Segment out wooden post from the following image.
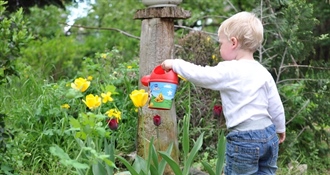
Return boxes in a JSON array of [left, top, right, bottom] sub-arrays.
[[135, 6, 190, 175]]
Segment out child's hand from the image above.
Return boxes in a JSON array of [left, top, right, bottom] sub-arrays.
[[278, 132, 286, 144], [161, 59, 174, 72]]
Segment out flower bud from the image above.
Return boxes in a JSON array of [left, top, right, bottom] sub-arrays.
[[107, 118, 118, 130], [153, 115, 161, 127], [213, 105, 223, 118]]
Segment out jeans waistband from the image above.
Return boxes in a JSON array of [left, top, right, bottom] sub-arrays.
[[229, 117, 273, 132]]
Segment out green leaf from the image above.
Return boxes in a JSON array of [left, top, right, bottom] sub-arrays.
[[150, 138, 159, 171], [158, 143, 173, 175], [115, 155, 139, 175], [103, 158, 116, 168], [49, 145, 70, 160], [0, 164, 13, 172], [98, 155, 110, 160], [61, 159, 89, 169], [109, 137, 115, 162], [76, 169, 85, 175], [182, 115, 190, 160], [147, 137, 154, 174], [150, 165, 158, 175], [95, 127, 107, 137], [215, 130, 226, 175], [133, 156, 148, 174], [183, 132, 204, 175], [69, 118, 81, 128], [75, 131, 87, 140], [43, 129, 54, 136], [201, 161, 215, 175], [50, 146, 89, 170], [92, 161, 107, 175], [104, 138, 115, 174], [95, 114, 107, 120], [158, 151, 182, 175], [104, 85, 119, 95]]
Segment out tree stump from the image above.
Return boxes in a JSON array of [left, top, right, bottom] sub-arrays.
[[135, 6, 190, 175]]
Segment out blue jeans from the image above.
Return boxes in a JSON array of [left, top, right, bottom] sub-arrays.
[[224, 124, 279, 175]]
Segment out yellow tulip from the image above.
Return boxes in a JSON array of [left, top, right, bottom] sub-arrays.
[[129, 89, 148, 108], [71, 77, 90, 92], [82, 94, 101, 110]]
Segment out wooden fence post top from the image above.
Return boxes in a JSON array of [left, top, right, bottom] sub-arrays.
[[134, 6, 191, 20]]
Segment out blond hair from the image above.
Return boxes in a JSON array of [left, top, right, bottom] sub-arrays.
[[218, 11, 263, 52]]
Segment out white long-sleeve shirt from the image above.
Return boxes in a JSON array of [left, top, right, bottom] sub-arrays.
[[172, 59, 286, 133]]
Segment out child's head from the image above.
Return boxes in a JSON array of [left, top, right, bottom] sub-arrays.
[[218, 11, 263, 52]]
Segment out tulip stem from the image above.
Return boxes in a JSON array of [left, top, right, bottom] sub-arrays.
[[156, 126, 160, 151], [139, 107, 147, 159]]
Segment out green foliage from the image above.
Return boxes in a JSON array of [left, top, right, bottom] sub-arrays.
[[273, 0, 317, 64], [15, 5, 85, 80], [68, 0, 142, 61], [0, 0, 33, 84], [49, 145, 89, 170], [0, 73, 76, 174], [0, 47, 139, 174], [20, 2, 141, 81], [311, 0, 330, 61], [26, 5, 68, 38], [279, 77, 330, 173], [47, 49, 139, 174], [75, 50, 139, 153], [267, 2, 330, 170], [21, 37, 86, 80]]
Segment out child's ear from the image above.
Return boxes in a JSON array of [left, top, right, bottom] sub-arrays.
[[230, 37, 239, 48]]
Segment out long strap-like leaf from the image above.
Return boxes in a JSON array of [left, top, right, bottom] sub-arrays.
[[158, 151, 182, 175], [183, 132, 204, 175], [158, 143, 173, 174], [201, 161, 215, 175], [115, 155, 139, 175], [216, 130, 226, 175]]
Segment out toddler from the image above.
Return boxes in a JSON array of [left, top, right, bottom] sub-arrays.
[[161, 11, 286, 175]]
